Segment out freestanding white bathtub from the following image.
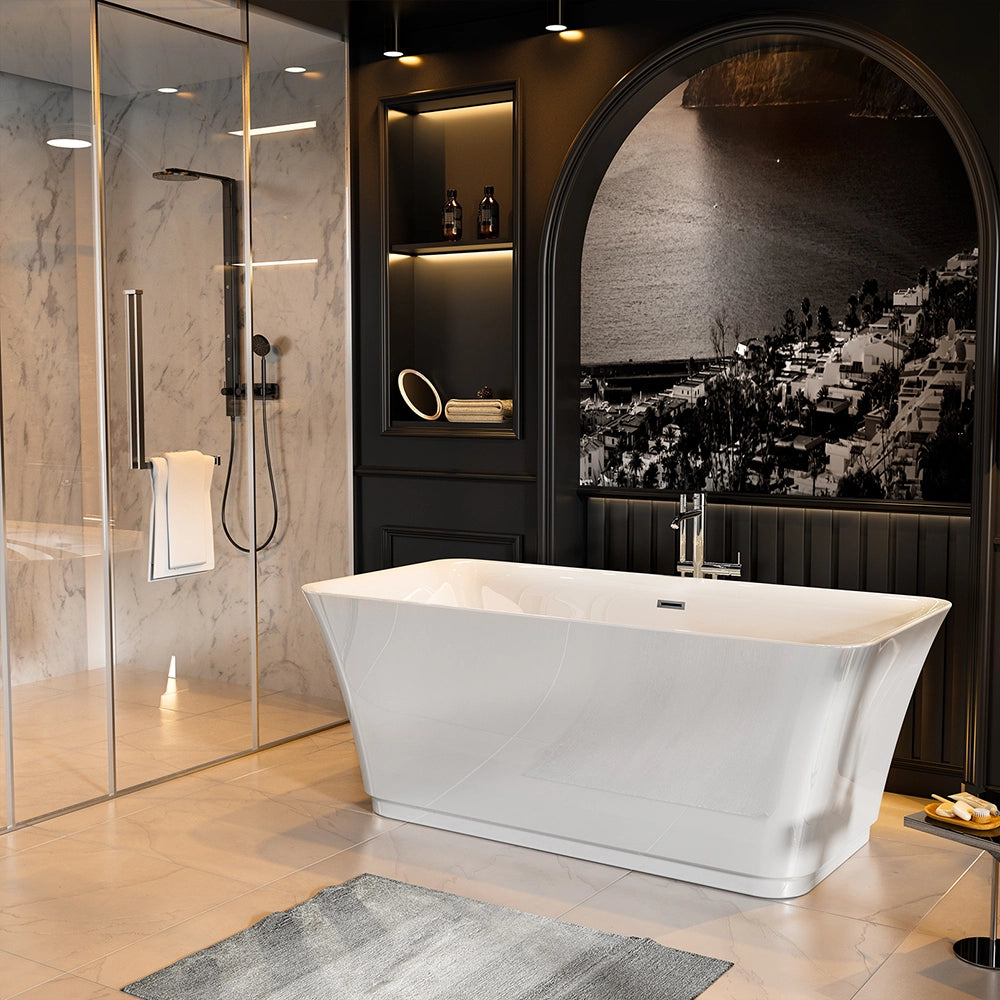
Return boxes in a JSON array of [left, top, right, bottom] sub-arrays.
[[303, 559, 950, 898]]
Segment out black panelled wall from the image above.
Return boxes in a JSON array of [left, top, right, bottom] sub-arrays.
[[586, 497, 972, 792]]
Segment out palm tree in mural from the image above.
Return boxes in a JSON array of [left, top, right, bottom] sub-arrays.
[[844, 294, 861, 337], [800, 296, 813, 339], [628, 448, 644, 487], [917, 384, 973, 501], [641, 461, 660, 489], [807, 447, 828, 496]]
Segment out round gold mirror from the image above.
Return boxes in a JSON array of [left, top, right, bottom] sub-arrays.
[[397, 368, 442, 420]]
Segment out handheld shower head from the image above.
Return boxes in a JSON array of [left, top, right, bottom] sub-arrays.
[[252, 334, 272, 358], [152, 167, 201, 182]]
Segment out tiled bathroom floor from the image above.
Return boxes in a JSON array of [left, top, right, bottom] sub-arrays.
[[3, 668, 341, 823], [0, 724, 995, 999]]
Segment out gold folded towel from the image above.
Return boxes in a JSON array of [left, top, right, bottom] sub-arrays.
[[444, 398, 513, 423]]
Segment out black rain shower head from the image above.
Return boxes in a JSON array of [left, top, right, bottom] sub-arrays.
[[152, 167, 201, 181]]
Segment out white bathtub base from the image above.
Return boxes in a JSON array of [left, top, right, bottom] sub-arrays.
[[371, 796, 867, 899]]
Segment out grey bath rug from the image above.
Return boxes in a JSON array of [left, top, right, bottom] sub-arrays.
[[123, 873, 732, 1000]]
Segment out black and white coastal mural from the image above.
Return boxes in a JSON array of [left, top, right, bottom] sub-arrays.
[[579, 43, 978, 502]]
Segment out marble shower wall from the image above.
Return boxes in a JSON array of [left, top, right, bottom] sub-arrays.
[[0, 64, 99, 686], [246, 16, 350, 733]]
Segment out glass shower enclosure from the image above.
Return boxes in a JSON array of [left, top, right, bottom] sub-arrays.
[[0, 0, 349, 828]]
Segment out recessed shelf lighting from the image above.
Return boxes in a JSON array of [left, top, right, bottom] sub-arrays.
[[232, 258, 319, 268], [228, 120, 317, 137]]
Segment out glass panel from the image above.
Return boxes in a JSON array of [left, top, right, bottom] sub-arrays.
[[112, 0, 243, 40], [247, 9, 349, 743], [0, 0, 109, 822], [98, 3, 253, 788]]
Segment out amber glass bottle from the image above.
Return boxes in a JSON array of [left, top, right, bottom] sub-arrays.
[[477, 185, 500, 239], [441, 189, 462, 241]]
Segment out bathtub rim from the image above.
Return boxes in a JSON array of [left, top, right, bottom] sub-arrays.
[[301, 557, 952, 651]]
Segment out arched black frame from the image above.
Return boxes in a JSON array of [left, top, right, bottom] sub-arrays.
[[539, 15, 999, 785]]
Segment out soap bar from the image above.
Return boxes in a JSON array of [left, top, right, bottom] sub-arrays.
[[952, 800, 974, 821]]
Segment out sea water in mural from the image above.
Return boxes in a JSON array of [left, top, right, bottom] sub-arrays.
[[580, 45, 978, 501]]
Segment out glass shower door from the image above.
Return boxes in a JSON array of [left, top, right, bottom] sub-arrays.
[[98, 3, 255, 789], [0, 0, 108, 824]]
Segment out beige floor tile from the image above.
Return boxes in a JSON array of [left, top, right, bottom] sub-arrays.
[[7, 975, 128, 999], [0, 825, 65, 856], [38, 669, 108, 695], [77, 885, 300, 991], [852, 929, 1000, 1000], [258, 692, 346, 742], [10, 749, 110, 825], [902, 851, 997, 943], [226, 737, 371, 811], [203, 730, 347, 782], [310, 721, 354, 745], [0, 837, 254, 970], [273, 819, 629, 918], [561, 870, 907, 1000], [873, 791, 983, 853], [9, 690, 108, 748], [783, 829, 980, 928], [71, 781, 401, 885], [113, 715, 255, 789], [0, 949, 64, 1000]]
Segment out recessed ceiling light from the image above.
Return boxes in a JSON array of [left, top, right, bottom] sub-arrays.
[[158, 86, 179, 93], [46, 137, 91, 149], [284, 66, 307, 73]]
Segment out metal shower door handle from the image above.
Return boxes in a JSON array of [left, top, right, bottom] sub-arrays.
[[124, 289, 146, 471]]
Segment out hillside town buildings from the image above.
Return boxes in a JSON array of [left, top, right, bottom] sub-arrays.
[[581, 250, 977, 500]]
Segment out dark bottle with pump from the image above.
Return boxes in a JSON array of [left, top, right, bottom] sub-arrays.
[[442, 189, 462, 241], [477, 185, 500, 239]]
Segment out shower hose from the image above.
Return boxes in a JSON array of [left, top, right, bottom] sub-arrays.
[[220, 353, 279, 552]]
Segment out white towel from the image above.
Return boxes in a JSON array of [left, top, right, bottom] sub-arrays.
[[148, 451, 216, 581]]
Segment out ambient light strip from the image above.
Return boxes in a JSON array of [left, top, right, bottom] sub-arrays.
[[228, 120, 317, 137], [231, 258, 319, 268]]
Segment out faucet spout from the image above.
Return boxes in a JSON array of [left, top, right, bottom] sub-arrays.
[[670, 507, 702, 528], [672, 492, 705, 578]]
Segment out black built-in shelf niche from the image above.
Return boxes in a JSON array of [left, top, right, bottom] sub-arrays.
[[382, 85, 519, 437]]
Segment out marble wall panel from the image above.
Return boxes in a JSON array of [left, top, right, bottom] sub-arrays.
[[246, 28, 350, 733], [0, 69, 97, 684]]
